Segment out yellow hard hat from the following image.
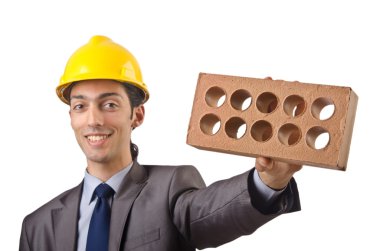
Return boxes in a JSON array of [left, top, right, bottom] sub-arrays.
[[56, 35, 149, 104]]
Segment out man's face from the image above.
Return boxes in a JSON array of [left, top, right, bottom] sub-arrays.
[[69, 79, 144, 166]]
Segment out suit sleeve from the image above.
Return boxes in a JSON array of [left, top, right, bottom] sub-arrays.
[[19, 218, 31, 251], [169, 166, 300, 250]]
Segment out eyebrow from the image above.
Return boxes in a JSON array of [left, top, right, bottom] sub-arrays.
[[70, 92, 124, 101]]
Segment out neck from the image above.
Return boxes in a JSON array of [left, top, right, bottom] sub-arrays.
[[87, 155, 133, 182]]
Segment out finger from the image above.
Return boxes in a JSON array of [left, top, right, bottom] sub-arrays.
[[256, 157, 273, 171], [277, 161, 303, 175], [290, 164, 303, 173], [282, 160, 303, 170], [255, 160, 264, 172]]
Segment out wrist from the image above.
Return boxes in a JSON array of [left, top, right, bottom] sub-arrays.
[[257, 171, 291, 190]]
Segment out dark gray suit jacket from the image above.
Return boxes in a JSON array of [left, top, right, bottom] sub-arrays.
[[19, 162, 300, 251]]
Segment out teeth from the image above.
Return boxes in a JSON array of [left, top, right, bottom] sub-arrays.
[[87, 135, 108, 142]]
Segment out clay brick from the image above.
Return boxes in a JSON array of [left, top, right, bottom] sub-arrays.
[[187, 73, 358, 170]]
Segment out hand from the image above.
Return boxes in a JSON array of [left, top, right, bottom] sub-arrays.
[[255, 157, 302, 190]]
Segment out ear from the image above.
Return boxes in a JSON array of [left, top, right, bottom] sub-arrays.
[[132, 105, 145, 128]]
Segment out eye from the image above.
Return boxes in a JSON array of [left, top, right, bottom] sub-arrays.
[[72, 104, 84, 110], [104, 102, 118, 109]]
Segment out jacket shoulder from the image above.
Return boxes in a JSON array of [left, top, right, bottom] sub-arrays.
[[23, 182, 82, 223], [142, 164, 197, 172], [141, 164, 204, 183]]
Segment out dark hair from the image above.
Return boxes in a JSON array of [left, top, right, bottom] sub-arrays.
[[122, 83, 145, 161], [65, 81, 145, 108], [123, 83, 145, 110]]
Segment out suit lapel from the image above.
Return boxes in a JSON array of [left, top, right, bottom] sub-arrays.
[[109, 162, 148, 251], [52, 183, 83, 251]]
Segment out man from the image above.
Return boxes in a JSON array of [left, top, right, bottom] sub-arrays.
[[19, 35, 302, 251]]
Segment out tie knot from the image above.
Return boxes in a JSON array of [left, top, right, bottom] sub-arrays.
[[94, 183, 115, 199]]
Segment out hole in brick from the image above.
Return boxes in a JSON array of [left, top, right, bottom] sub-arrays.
[[306, 126, 330, 150], [205, 86, 226, 108], [311, 97, 335, 120], [251, 120, 273, 142], [278, 123, 301, 146], [230, 89, 252, 111], [200, 114, 221, 135], [257, 92, 278, 114], [283, 95, 306, 117], [225, 117, 247, 139]]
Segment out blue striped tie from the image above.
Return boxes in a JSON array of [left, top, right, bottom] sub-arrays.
[[86, 183, 115, 251]]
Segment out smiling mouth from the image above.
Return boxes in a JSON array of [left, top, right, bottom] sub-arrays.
[[86, 134, 111, 142]]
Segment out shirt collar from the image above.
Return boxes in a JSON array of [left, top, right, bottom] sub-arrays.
[[82, 162, 133, 204]]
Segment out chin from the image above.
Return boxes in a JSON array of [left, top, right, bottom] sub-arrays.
[[85, 153, 110, 164]]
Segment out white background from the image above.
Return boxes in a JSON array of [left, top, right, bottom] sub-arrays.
[[1, 0, 379, 250]]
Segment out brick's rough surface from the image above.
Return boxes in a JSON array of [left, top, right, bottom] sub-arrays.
[[187, 73, 358, 170]]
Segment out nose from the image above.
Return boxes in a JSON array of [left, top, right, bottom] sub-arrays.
[[87, 105, 104, 127]]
